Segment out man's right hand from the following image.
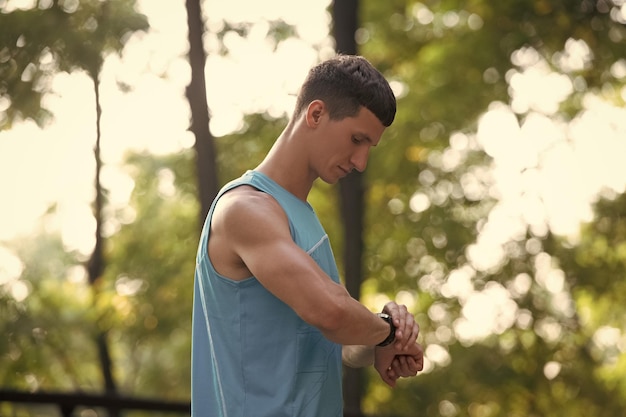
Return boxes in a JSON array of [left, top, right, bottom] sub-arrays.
[[374, 302, 423, 387], [374, 342, 424, 387], [381, 301, 420, 351]]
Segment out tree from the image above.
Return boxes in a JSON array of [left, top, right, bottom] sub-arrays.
[[331, 0, 371, 415], [185, 0, 220, 225], [0, 1, 148, 414], [103, 151, 199, 401], [351, 0, 626, 415], [0, 1, 148, 130], [174, 2, 626, 416], [0, 151, 198, 415], [3, 1, 626, 416], [0, 226, 98, 394]]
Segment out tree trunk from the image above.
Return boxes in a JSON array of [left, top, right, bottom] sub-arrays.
[[185, 0, 219, 225], [87, 72, 119, 417], [332, 1, 365, 416]]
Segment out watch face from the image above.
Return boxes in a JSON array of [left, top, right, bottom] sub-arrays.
[[377, 313, 391, 321]]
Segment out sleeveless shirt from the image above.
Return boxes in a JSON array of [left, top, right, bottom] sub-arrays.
[[191, 170, 343, 417]]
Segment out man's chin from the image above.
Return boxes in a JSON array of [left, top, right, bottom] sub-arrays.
[[319, 174, 340, 185]]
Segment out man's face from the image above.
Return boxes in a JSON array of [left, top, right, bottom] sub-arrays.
[[313, 106, 386, 184]]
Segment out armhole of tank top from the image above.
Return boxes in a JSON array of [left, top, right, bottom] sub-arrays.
[[202, 181, 271, 284]]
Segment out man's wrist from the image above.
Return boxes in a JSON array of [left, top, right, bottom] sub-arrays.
[[375, 313, 396, 347]]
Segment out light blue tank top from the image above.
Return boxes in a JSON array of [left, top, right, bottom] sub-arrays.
[[191, 171, 343, 417]]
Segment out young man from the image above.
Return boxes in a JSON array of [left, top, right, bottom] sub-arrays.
[[192, 55, 424, 417]]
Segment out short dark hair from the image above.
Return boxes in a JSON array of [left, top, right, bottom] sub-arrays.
[[293, 55, 396, 127]]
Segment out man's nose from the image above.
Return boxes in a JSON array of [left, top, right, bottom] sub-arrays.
[[350, 147, 370, 173]]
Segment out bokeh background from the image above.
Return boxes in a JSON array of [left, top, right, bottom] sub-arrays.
[[1, 0, 626, 416]]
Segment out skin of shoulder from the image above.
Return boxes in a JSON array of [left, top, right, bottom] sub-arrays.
[[208, 185, 286, 281]]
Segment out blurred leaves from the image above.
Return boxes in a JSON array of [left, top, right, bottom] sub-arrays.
[[0, 228, 101, 392], [102, 151, 199, 399], [1, 150, 200, 400], [1, 1, 626, 416], [0, 0, 148, 129], [355, 0, 626, 416]]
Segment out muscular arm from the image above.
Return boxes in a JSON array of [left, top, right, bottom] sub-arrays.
[[210, 188, 390, 346]]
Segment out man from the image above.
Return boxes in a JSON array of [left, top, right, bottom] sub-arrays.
[[192, 54, 424, 417]]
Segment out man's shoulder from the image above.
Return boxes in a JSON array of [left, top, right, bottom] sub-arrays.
[[219, 185, 278, 209], [214, 185, 286, 227]]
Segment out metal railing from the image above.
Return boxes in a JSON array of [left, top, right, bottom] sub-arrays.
[[0, 389, 190, 416]]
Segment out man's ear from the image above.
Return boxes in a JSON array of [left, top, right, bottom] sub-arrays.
[[305, 100, 326, 127]]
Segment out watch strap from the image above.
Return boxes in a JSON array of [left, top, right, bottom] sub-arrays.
[[376, 313, 396, 347]]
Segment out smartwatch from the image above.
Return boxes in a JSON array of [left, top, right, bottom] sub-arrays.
[[376, 313, 396, 347]]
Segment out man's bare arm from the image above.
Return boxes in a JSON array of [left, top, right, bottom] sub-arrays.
[[215, 190, 391, 346]]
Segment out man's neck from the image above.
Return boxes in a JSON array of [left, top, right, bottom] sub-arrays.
[[255, 126, 315, 202]]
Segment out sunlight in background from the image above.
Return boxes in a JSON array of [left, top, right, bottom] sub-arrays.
[[0, 0, 330, 251], [471, 49, 626, 274], [1, 1, 625, 350], [440, 42, 626, 348]]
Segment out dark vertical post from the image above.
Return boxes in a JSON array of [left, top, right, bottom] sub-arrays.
[[332, 1, 366, 416], [186, 0, 220, 225]]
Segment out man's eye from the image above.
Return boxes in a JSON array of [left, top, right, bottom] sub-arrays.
[[352, 136, 361, 144]]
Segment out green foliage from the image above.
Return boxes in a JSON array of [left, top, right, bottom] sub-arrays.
[[548, 192, 626, 399], [0, 151, 199, 411], [2, 1, 626, 416], [102, 151, 199, 400], [0, 0, 148, 129], [0, 227, 102, 392], [212, 19, 298, 55], [354, 0, 626, 415], [214, 112, 283, 182]]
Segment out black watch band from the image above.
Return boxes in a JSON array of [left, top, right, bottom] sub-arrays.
[[376, 313, 396, 347]]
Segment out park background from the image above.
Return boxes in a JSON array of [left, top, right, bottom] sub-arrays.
[[1, 0, 626, 416]]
